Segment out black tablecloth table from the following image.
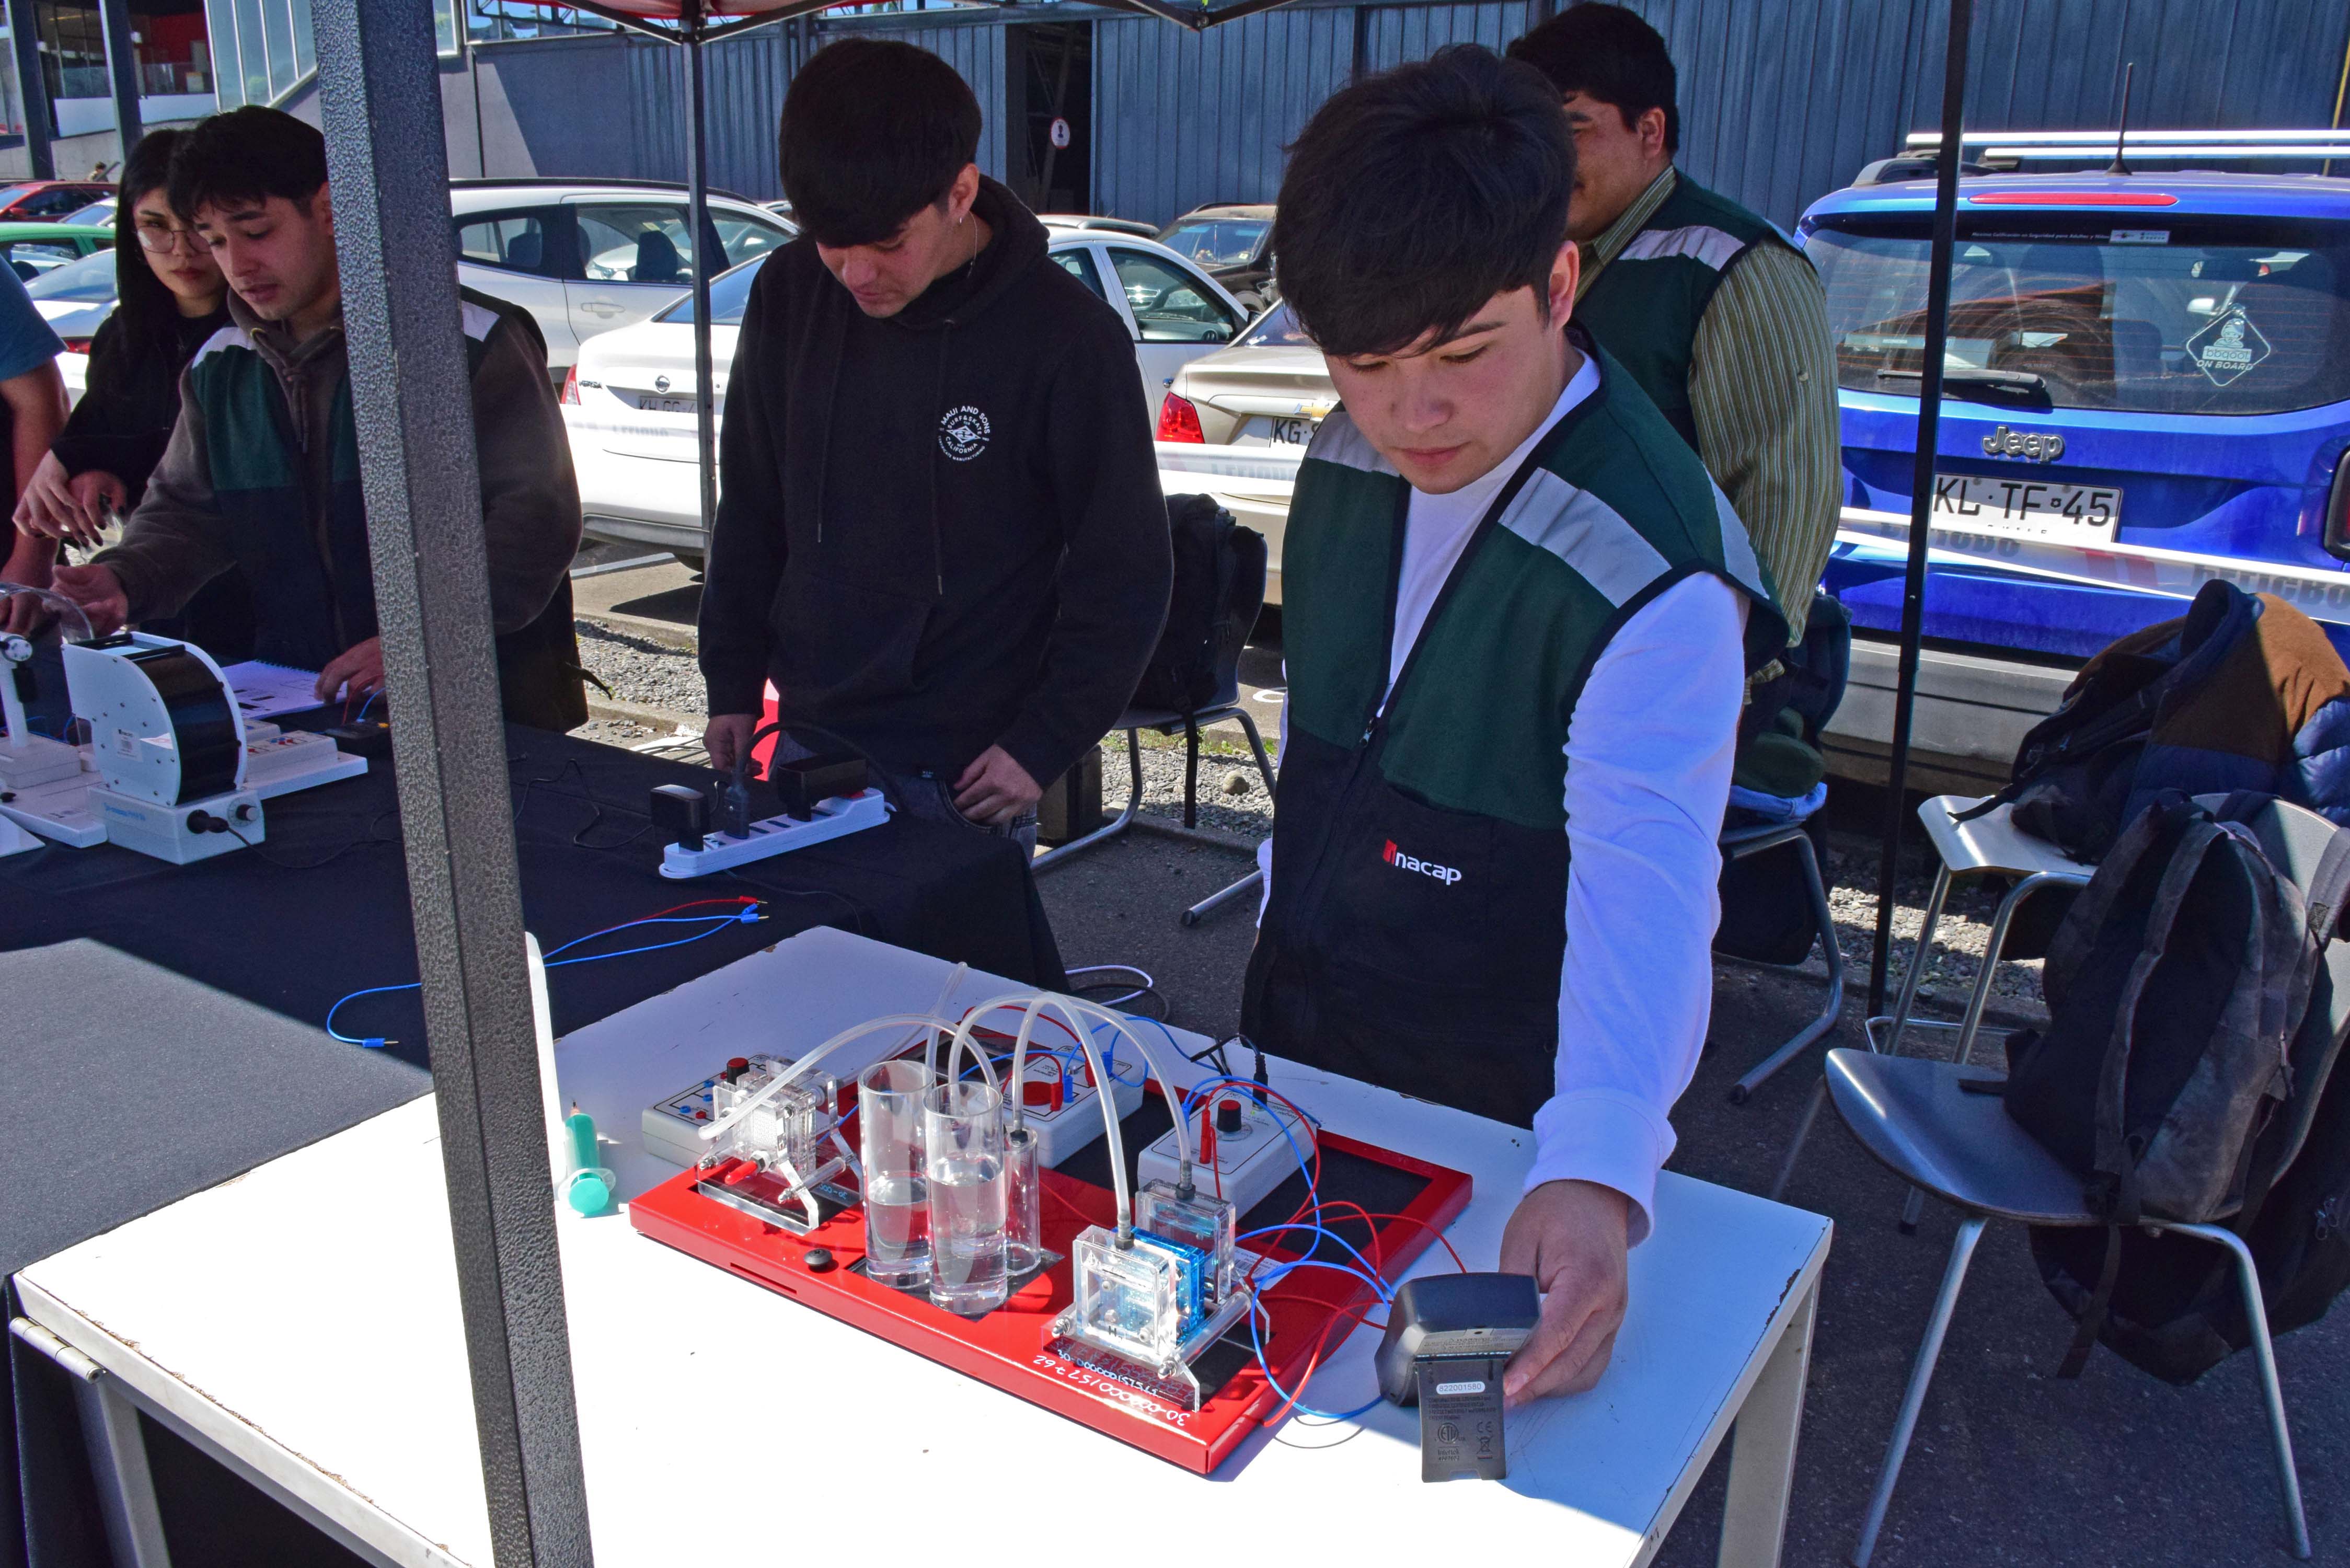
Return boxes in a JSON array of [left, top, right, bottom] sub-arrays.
[[1, 724, 1065, 1568]]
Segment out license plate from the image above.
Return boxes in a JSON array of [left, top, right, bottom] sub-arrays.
[[1264, 416, 1316, 446], [1931, 473, 2122, 542], [642, 395, 698, 415]]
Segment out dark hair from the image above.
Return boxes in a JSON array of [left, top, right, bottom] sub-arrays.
[[167, 105, 328, 223], [1273, 45, 1574, 359], [779, 39, 981, 248], [111, 128, 205, 347], [1506, 3, 1679, 155]]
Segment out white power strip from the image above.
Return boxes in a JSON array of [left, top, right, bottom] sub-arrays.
[[1008, 1056, 1146, 1169], [659, 789, 890, 878], [1136, 1089, 1315, 1223]]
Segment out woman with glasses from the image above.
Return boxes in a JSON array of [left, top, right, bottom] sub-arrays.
[[11, 127, 250, 657]]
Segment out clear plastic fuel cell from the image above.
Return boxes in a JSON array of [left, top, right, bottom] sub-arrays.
[[859, 1060, 934, 1288], [925, 1079, 1009, 1315]]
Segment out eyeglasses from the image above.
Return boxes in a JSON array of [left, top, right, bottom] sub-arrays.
[[134, 225, 204, 255]]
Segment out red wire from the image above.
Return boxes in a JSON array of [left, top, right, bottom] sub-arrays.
[[1353, 1209, 1468, 1273], [645, 896, 759, 919]]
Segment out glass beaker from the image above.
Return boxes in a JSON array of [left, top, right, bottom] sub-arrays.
[[1005, 1124, 1041, 1276], [925, 1079, 1009, 1315], [858, 1059, 934, 1288]]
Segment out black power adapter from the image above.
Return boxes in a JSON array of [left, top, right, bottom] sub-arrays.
[[770, 751, 867, 822], [1374, 1272, 1540, 1481]]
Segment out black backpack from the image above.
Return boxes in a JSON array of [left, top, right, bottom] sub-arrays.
[[1956, 581, 2256, 861], [1132, 495, 1266, 715], [2002, 791, 2350, 1381]]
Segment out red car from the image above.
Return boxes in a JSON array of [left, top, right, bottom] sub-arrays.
[[0, 181, 110, 222]]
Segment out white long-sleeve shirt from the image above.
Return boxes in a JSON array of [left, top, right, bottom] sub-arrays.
[[1263, 354, 1748, 1245]]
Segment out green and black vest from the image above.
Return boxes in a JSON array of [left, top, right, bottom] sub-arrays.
[[1240, 338, 1787, 1126], [184, 291, 585, 731], [1575, 175, 1799, 452]]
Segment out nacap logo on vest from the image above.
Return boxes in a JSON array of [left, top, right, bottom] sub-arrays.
[[1383, 838, 1461, 885]]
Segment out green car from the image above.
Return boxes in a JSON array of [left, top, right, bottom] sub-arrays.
[[0, 220, 112, 284]]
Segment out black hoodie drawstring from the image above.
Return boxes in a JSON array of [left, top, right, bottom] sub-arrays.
[[929, 326, 949, 597]]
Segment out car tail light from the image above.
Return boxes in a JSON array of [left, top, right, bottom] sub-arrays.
[[560, 364, 580, 405], [58, 337, 90, 354], [1157, 391, 1205, 443]]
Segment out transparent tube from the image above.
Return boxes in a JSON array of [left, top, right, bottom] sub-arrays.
[[858, 1059, 933, 1289], [925, 1080, 1009, 1315], [1004, 1125, 1041, 1276]]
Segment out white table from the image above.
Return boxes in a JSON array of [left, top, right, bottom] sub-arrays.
[[12, 929, 1831, 1567]]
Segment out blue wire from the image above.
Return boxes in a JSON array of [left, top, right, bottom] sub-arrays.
[[1080, 1019, 1148, 1085], [1239, 1220, 1382, 1283], [325, 907, 761, 1048], [1245, 1257, 1394, 1422], [353, 690, 379, 723]]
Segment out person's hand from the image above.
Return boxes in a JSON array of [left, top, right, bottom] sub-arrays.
[[65, 469, 128, 540], [47, 562, 126, 635], [1498, 1179, 1632, 1404], [14, 452, 75, 542], [954, 744, 1043, 825], [705, 712, 757, 773], [316, 636, 385, 705]]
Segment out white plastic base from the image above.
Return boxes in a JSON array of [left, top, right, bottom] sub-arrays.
[[1136, 1090, 1315, 1220], [87, 785, 263, 864], [0, 751, 103, 846], [241, 729, 368, 799], [0, 814, 35, 856], [1017, 1070, 1147, 1169], [659, 789, 890, 879], [0, 733, 82, 790]]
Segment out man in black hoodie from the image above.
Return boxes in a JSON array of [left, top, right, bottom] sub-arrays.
[[699, 40, 1170, 848]]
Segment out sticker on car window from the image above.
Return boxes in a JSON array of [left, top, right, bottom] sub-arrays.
[[2185, 308, 2271, 387]]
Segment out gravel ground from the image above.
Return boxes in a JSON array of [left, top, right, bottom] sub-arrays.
[[577, 621, 708, 718], [1099, 733, 1275, 839]]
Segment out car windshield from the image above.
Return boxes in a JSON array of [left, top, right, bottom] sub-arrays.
[[1159, 218, 1268, 270], [27, 247, 117, 303], [62, 202, 113, 226], [1239, 302, 1311, 348], [1808, 215, 2350, 416], [656, 256, 765, 325]]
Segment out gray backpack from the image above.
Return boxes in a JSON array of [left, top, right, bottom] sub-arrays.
[[2002, 791, 2350, 1377]]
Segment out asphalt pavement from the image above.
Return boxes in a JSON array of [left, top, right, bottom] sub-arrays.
[[570, 550, 2347, 1567]]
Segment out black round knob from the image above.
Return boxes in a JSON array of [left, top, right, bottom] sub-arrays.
[[803, 1247, 836, 1273], [1216, 1099, 1245, 1135]]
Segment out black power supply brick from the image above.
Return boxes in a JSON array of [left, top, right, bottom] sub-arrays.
[[1374, 1272, 1540, 1481]]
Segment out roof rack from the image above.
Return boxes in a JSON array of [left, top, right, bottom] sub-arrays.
[[1903, 129, 2350, 163]]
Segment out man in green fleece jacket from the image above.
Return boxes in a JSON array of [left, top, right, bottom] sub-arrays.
[[47, 107, 586, 730]]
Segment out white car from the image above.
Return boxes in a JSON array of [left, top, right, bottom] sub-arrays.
[[563, 231, 1248, 566], [451, 179, 797, 381]]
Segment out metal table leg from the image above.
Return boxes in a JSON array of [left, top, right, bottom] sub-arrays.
[[11, 1315, 172, 1566], [1718, 1276, 1820, 1568]]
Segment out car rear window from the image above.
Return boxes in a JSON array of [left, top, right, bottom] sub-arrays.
[[1159, 218, 1269, 270], [1239, 302, 1310, 348], [26, 247, 114, 302], [1807, 216, 2350, 416], [656, 256, 765, 326]]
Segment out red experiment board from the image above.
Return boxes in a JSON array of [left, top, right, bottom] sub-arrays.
[[629, 1118, 1471, 1473]]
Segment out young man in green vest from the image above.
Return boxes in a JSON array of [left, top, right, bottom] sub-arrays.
[[1248, 47, 1785, 1400], [47, 107, 586, 730], [1507, 3, 1838, 654]]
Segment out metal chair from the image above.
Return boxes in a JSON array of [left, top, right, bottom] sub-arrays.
[[1826, 795, 2346, 1566], [1771, 794, 2094, 1200], [1032, 701, 1276, 926], [1720, 816, 1846, 1103]]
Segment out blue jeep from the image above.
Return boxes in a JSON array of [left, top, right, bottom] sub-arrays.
[[1797, 170, 2350, 792]]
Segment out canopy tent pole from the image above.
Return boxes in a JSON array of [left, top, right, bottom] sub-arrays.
[[1866, 0, 1974, 1019], [684, 0, 719, 543], [310, 0, 595, 1559]]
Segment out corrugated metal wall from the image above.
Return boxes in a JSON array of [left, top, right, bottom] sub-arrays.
[[1092, 0, 2350, 229], [476, 13, 1005, 202], [471, 0, 2350, 228]]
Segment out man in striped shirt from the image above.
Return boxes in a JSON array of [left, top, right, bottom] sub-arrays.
[[1508, 3, 1839, 653]]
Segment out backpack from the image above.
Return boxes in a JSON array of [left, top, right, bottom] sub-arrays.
[[2001, 790, 2350, 1381], [1959, 582, 2350, 863], [1132, 495, 1266, 715]]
